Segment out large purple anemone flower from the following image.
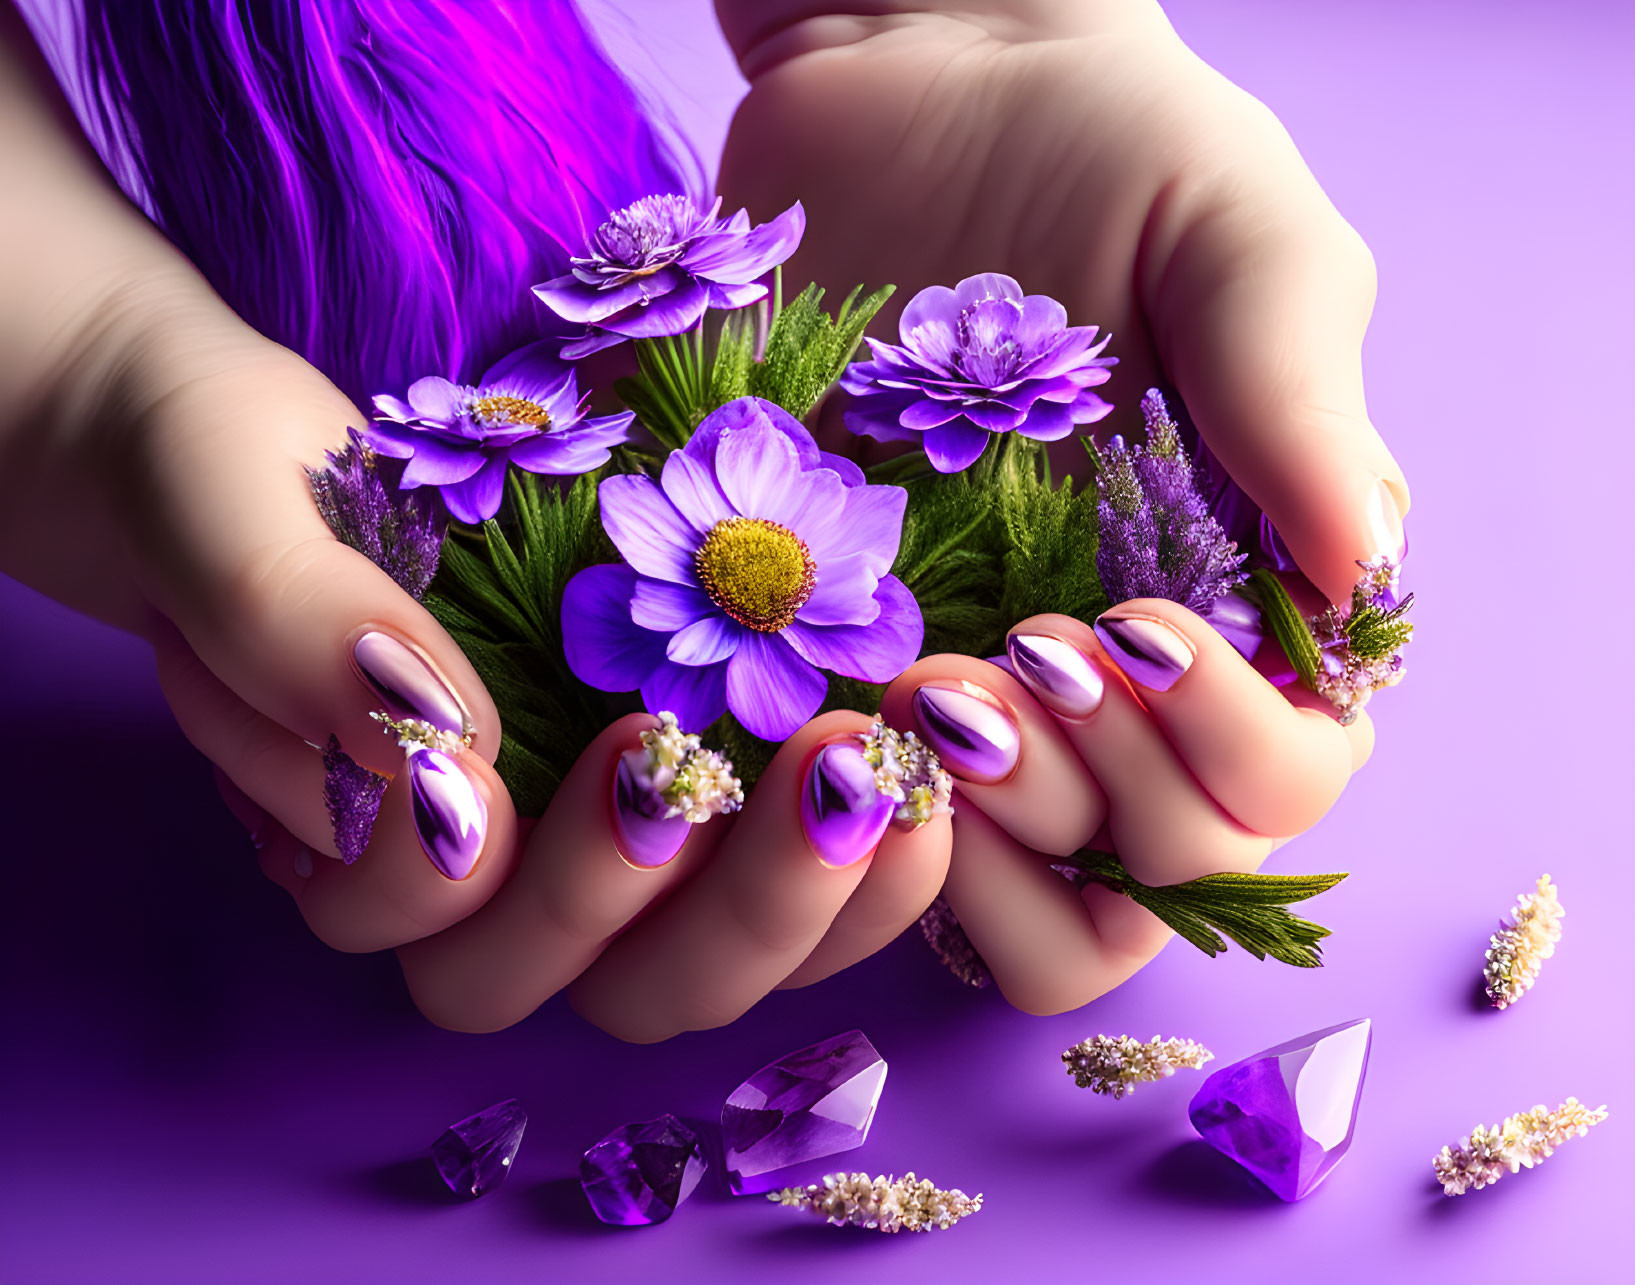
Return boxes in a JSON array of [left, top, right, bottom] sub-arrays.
[[534, 195, 805, 359], [368, 342, 633, 523], [562, 397, 923, 741], [841, 273, 1117, 473]]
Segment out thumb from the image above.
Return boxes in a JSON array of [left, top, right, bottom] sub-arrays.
[[123, 335, 498, 780], [1150, 181, 1409, 605]]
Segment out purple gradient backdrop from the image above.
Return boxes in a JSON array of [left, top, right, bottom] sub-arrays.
[[2, 1, 1631, 1281]]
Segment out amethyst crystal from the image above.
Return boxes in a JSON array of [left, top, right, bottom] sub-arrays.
[[1188, 1018, 1371, 1202], [306, 428, 443, 598], [430, 1098, 527, 1198], [321, 735, 387, 864], [580, 1115, 708, 1226], [722, 1030, 888, 1194], [1095, 389, 1248, 617]]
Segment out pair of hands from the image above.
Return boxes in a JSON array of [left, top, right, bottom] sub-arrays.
[[0, 0, 1407, 1040]]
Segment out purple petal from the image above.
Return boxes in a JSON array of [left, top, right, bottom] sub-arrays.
[[439, 457, 509, 523], [406, 376, 465, 422], [900, 398, 969, 430], [685, 202, 805, 284], [953, 273, 1025, 309], [802, 481, 906, 571], [631, 578, 712, 631], [560, 329, 629, 360], [561, 564, 668, 692], [716, 415, 805, 519], [899, 284, 961, 336], [533, 267, 687, 325], [962, 401, 1028, 433], [506, 415, 631, 473], [688, 396, 822, 472], [641, 659, 729, 734], [1203, 589, 1264, 662], [796, 552, 881, 627], [1069, 390, 1115, 424], [705, 280, 769, 310], [667, 613, 742, 666], [660, 450, 735, 534], [842, 401, 923, 445], [783, 575, 924, 684], [1014, 293, 1070, 348], [924, 419, 993, 473], [372, 394, 417, 422], [598, 474, 699, 584], [364, 419, 422, 460], [726, 632, 826, 741], [595, 278, 710, 339], [398, 435, 487, 488], [819, 451, 866, 487], [481, 340, 572, 393], [1017, 400, 1075, 442]]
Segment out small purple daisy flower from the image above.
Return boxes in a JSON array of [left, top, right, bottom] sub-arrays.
[[561, 397, 923, 741], [533, 195, 805, 359], [368, 342, 633, 524], [840, 273, 1117, 473]]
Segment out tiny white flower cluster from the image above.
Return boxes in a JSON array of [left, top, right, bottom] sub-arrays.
[[1309, 606, 1406, 726], [1483, 874, 1564, 1010], [1434, 1098, 1607, 1196], [371, 712, 470, 756], [637, 711, 743, 824], [768, 1171, 983, 1233], [1061, 1033, 1215, 1099], [857, 717, 953, 828]]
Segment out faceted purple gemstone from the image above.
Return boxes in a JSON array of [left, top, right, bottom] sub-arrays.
[[430, 1098, 527, 1198], [580, 1115, 708, 1226], [1187, 1018, 1371, 1202], [721, 1029, 887, 1195]]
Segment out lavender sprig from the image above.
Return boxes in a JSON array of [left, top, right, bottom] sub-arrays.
[[1483, 875, 1564, 1010], [321, 734, 388, 865], [306, 428, 443, 598], [1434, 1099, 1608, 1196], [768, 1171, 983, 1232], [1093, 389, 1247, 612]]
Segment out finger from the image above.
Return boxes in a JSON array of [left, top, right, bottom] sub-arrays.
[[879, 655, 1106, 857], [1149, 164, 1408, 605], [126, 345, 497, 777], [776, 807, 952, 990], [1013, 607, 1351, 836], [568, 711, 905, 1044], [941, 801, 1174, 1015], [1009, 626, 1273, 886], [294, 745, 517, 953], [396, 715, 717, 1033]]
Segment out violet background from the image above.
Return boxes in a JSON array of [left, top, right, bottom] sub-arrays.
[[2, 0, 1632, 1280]]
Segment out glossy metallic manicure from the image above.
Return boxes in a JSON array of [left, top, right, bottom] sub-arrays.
[[407, 747, 487, 880], [353, 630, 470, 735], [611, 748, 692, 869], [800, 743, 896, 868], [1006, 633, 1105, 719], [1093, 614, 1195, 692], [911, 685, 1020, 783]]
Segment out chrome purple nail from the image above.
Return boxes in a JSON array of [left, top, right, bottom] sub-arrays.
[[800, 743, 896, 868], [1093, 614, 1195, 692], [612, 748, 692, 869], [1006, 633, 1105, 719], [911, 685, 1020, 783], [407, 747, 487, 880], [353, 631, 469, 735]]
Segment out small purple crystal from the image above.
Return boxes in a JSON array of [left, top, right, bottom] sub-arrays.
[[430, 1098, 527, 1198], [1187, 1018, 1371, 1202], [721, 1029, 887, 1195], [580, 1114, 708, 1226]]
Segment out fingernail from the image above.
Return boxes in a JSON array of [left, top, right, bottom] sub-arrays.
[[352, 630, 470, 736], [800, 743, 896, 868], [407, 747, 487, 880], [611, 748, 692, 869], [292, 847, 315, 879], [1365, 479, 1407, 563], [911, 685, 1020, 783], [1006, 633, 1105, 719], [1093, 613, 1195, 692]]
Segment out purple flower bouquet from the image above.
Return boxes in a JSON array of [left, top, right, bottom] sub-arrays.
[[309, 192, 1412, 967]]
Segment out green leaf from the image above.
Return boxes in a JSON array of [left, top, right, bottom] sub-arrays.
[[994, 436, 1107, 628], [1247, 567, 1322, 689], [1065, 849, 1348, 968]]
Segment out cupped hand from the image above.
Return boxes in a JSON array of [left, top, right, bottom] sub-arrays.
[[871, 602, 1372, 1014], [716, 0, 1410, 604]]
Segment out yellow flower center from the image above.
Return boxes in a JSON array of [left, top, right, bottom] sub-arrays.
[[469, 394, 552, 429], [694, 517, 816, 633]]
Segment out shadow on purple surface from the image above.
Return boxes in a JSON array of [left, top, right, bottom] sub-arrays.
[[360, 1157, 457, 1210], [1139, 1140, 1289, 1211]]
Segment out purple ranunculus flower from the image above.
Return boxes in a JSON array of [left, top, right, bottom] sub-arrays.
[[561, 397, 923, 741], [840, 273, 1118, 473], [368, 342, 633, 524], [533, 195, 806, 359]]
